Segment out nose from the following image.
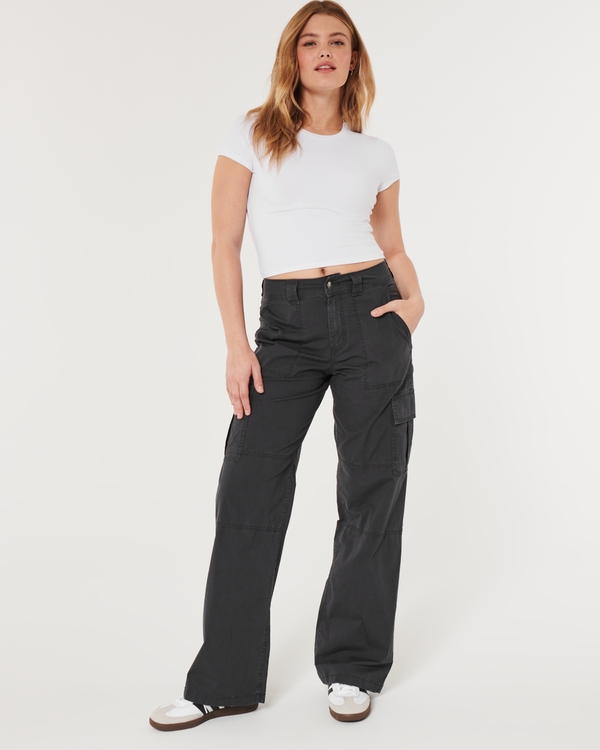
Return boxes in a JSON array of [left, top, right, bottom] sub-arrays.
[[320, 48, 331, 57]]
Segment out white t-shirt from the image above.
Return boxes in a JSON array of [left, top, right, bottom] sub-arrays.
[[217, 113, 400, 278]]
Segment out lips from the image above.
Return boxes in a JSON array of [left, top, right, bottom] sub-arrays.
[[315, 64, 336, 70]]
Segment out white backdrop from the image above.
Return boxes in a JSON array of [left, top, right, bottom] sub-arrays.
[[1, 1, 599, 748]]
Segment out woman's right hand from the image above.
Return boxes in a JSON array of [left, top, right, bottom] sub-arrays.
[[226, 345, 265, 419]]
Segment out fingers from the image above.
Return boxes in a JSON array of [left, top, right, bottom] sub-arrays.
[[229, 363, 264, 420], [371, 301, 396, 317], [237, 363, 265, 418], [252, 363, 264, 394], [229, 387, 244, 420], [238, 382, 250, 418]]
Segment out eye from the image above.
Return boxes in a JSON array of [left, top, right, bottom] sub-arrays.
[[332, 40, 344, 45]]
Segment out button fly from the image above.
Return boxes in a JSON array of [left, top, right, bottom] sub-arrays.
[[327, 281, 332, 288]]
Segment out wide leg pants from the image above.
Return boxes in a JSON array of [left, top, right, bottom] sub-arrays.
[[183, 258, 416, 706]]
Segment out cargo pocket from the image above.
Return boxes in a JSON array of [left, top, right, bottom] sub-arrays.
[[391, 387, 416, 476]]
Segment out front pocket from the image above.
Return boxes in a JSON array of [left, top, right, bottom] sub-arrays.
[[223, 413, 235, 455], [391, 387, 416, 475], [386, 281, 412, 342], [390, 310, 412, 340], [354, 285, 413, 390], [254, 298, 304, 379], [223, 411, 249, 462]]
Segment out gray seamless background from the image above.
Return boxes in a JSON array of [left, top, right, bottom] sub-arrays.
[[1, 1, 599, 748]]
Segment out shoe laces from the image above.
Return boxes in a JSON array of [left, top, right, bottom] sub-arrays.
[[331, 683, 361, 697]]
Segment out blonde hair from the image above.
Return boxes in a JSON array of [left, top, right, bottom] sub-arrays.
[[243, 1, 376, 170]]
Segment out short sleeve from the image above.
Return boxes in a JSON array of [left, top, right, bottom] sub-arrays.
[[217, 113, 255, 172], [376, 139, 400, 192]]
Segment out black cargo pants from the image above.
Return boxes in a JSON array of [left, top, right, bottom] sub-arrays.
[[183, 258, 416, 706]]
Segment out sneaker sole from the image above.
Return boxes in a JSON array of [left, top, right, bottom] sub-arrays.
[[149, 702, 259, 731], [329, 703, 371, 722]]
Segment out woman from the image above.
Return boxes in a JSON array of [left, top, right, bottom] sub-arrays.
[[150, 0, 424, 730]]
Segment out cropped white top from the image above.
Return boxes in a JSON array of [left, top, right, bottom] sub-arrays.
[[217, 113, 400, 278]]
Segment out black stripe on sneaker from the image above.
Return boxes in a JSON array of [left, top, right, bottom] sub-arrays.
[[193, 702, 208, 715]]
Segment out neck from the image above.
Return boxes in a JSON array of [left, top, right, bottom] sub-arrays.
[[300, 90, 343, 134]]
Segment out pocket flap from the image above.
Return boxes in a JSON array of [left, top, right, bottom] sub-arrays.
[[392, 388, 416, 424]]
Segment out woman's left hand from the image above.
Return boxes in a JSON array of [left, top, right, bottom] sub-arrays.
[[370, 296, 424, 336]]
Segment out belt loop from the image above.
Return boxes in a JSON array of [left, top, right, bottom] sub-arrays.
[[349, 272, 363, 296], [286, 279, 299, 303]]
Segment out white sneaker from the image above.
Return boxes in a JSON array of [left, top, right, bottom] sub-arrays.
[[327, 683, 371, 722], [149, 696, 258, 731]]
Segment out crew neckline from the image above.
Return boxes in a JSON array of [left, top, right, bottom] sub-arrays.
[[300, 121, 348, 138]]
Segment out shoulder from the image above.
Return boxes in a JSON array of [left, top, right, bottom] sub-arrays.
[[348, 128, 395, 152], [346, 129, 398, 167], [218, 111, 258, 172], [345, 129, 399, 192]]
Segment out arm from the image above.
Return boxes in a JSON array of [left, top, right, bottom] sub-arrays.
[[211, 155, 264, 419], [368, 179, 425, 335]]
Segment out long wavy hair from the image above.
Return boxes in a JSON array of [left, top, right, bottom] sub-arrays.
[[243, 1, 376, 170]]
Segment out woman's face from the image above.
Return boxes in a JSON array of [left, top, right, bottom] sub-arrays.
[[296, 14, 357, 94]]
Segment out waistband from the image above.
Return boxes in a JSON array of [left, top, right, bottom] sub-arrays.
[[261, 259, 394, 301]]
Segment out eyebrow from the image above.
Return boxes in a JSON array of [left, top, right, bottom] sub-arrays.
[[298, 31, 349, 40]]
